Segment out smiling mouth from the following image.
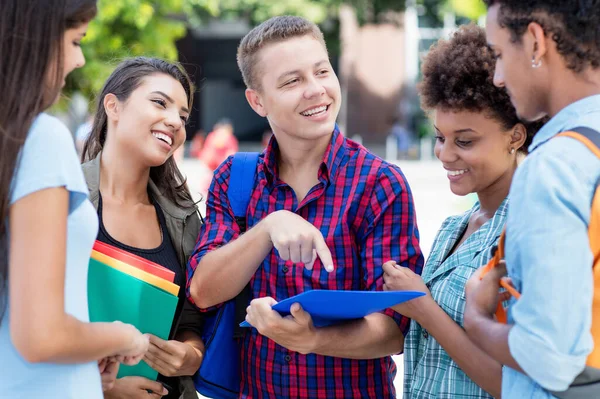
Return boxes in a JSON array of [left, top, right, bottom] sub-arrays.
[[152, 132, 173, 146], [300, 105, 329, 117], [447, 169, 468, 176]]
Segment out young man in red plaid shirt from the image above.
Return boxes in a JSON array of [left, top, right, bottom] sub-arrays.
[[187, 16, 424, 398]]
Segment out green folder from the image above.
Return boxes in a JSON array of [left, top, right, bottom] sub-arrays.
[[88, 258, 179, 380]]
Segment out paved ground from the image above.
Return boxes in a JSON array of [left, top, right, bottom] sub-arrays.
[[178, 157, 471, 398]]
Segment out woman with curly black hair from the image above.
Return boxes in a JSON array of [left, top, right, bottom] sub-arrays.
[[463, 1, 600, 398], [382, 24, 542, 399]]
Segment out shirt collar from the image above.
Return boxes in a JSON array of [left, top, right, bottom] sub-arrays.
[[262, 125, 346, 185], [530, 94, 600, 152], [262, 134, 280, 179]]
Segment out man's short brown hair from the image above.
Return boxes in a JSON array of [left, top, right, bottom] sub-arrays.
[[237, 16, 326, 90]]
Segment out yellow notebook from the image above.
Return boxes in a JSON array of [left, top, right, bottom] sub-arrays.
[[90, 250, 180, 296]]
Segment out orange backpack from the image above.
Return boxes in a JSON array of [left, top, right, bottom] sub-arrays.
[[480, 127, 600, 397]]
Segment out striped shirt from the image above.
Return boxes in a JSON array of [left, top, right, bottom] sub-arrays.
[[187, 128, 423, 398], [404, 199, 508, 399]]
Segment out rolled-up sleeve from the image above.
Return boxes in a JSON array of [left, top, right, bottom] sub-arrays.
[[506, 137, 600, 391]]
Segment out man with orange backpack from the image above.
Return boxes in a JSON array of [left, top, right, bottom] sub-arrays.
[[463, 1, 600, 398]]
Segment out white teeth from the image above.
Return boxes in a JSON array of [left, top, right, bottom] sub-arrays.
[[448, 169, 468, 176], [301, 105, 327, 116], [152, 132, 173, 146]]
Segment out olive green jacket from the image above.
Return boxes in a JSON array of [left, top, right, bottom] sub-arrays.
[[82, 153, 203, 399]]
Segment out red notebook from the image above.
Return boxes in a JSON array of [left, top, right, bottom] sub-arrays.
[[92, 240, 175, 283]]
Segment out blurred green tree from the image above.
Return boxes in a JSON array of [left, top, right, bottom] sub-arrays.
[[182, 0, 409, 57], [184, 0, 407, 26], [64, 0, 187, 104], [63, 0, 485, 109], [417, 0, 486, 27], [64, 0, 414, 106], [448, 0, 486, 21]]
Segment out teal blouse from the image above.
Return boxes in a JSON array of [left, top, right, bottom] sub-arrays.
[[403, 199, 508, 399]]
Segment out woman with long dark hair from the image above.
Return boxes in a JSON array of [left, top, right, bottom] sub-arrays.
[[81, 57, 205, 399], [0, 1, 148, 398]]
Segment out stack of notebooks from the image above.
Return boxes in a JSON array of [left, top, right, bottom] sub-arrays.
[[87, 240, 180, 380]]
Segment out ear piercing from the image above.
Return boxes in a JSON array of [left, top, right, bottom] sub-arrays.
[[532, 42, 542, 68], [510, 148, 516, 154]]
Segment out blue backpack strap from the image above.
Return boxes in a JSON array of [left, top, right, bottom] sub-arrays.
[[194, 153, 260, 398], [227, 152, 259, 339], [228, 152, 260, 226]]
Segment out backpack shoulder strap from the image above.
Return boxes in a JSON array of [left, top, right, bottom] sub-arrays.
[[481, 129, 600, 329], [556, 127, 600, 159], [228, 152, 260, 231], [479, 229, 521, 323], [555, 128, 600, 382], [227, 152, 259, 338]]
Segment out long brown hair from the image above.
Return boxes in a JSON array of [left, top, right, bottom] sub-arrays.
[[81, 57, 196, 208], [0, 0, 98, 321]]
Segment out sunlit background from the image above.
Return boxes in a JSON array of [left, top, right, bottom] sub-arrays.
[[56, 1, 488, 396]]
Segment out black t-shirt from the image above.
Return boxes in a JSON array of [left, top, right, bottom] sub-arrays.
[[97, 193, 184, 398]]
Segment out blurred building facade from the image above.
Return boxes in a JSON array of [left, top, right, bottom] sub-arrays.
[[176, 4, 462, 147]]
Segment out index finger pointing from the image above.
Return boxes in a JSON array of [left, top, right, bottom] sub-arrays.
[[313, 235, 334, 272]]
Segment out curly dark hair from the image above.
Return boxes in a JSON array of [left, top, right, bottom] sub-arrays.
[[418, 24, 544, 151], [484, 0, 600, 72]]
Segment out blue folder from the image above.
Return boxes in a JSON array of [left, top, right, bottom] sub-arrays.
[[240, 290, 425, 328]]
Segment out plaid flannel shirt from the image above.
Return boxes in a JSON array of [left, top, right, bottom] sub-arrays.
[[404, 199, 508, 399], [187, 128, 423, 398]]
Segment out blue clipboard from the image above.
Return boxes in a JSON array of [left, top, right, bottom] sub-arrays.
[[240, 290, 425, 328]]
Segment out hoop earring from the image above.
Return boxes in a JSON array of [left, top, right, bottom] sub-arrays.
[[532, 58, 542, 68]]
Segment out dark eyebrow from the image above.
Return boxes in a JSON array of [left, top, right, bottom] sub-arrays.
[[455, 128, 478, 134], [434, 125, 479, 134], [151, 90, 189, 113], [277, 60, 330, 82]]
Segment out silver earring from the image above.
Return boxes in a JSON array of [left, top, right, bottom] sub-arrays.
[[510, 148, 516, 154], [532, 58, 542, 68]]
